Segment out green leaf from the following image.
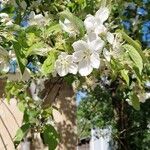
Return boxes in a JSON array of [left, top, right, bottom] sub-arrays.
[[130, 93, 140, 111], [121, 69, 129, 85], [43, 124, 59, 150], [47, 23, 61, 35], [133, 66, 142, 84], [123, 44, 143, 74], [41, 51, 56, 75], [27, 42, 49, 56], [13, 41, 27, 75], [14, 123, 30, 147], [120, 30, 146, 62], [17, 101, 25, 112], [59, 10, 85, 36]]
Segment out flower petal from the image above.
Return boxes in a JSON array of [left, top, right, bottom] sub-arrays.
[[95, 24, 107, 34], [73, 51, 84, 62], [55, 60, 68, 76], [78, 58, 93, 76], [95, 7, 110, 23], [90, 53, 100, 69], [103, 48, 111, 61], [84, 14, 96, 33], [69, 63, 78, 74], [107, 32, 114, 44], [72, 40, 87, 51], [88, 36, 105, 52]]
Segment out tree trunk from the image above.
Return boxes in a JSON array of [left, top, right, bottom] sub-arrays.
[[43, 78, 77, 150]]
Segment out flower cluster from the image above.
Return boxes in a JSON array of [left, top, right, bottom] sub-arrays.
[[55, 7, 118, 76]]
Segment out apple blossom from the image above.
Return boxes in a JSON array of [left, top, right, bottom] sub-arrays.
[[28, 11, 49, 26], [84, 7, 110, 35], [55, 52, 78, 76], [103, 34, 123, 61], [72, 33, 104, 76], [0, 13, 13, 26]]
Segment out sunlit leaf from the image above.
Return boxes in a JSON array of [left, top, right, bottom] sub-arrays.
[[130, 93, 140, 111], [123, 44, 143, 74], [121, 69, 129, 85], [41, 51, 56, 75], [14, 123, 30, 148]]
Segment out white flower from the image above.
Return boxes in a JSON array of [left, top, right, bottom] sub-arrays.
[[106, 32, 114, 44], [59, 19, 79, 36], [138, 92, 150, 103], [0, 13, 13, 26], [103, 34, 122, 61], [84, 7, 109, 35], [72, 33, 104, 76], [55, 52, 78, 76], [28, 11, 49, 26]]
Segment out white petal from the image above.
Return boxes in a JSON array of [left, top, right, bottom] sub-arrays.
[[73, 51, 84, 62], [66, 55, 73, 62], [69, 63, 78, 74], [55, 60, 68, 76], [72, 40, 87, 51], [95, 24, 107, 34], [95, 7, 110, 23], [58, 52, 67, 59], [90, 53, 100, 68], [29, 11, 35, 19], [59, 19, 71, 33], [0, 13, 9, 18], [103, 48, 111, 61], [88, 37, 105, 52], [84, 14, 96, 33], [107, 32, 114, 44], [87, 32, 98, 42], [78, 58, 93, 76], [59, 20, 68, 32]]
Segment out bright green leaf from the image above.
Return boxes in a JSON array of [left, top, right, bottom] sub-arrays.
[[14, 124, 30, 147], [120, 30, 146, 62], [123, 44, 143, 74], [121, 69, 129, 85], [130, 93, 140, 111], [41, 51, 56, 75], [17, 101, 25, 112]]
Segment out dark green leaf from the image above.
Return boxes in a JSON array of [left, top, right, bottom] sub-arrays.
[[43, 124, 59, 150], [13, 41, 27, 75]]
